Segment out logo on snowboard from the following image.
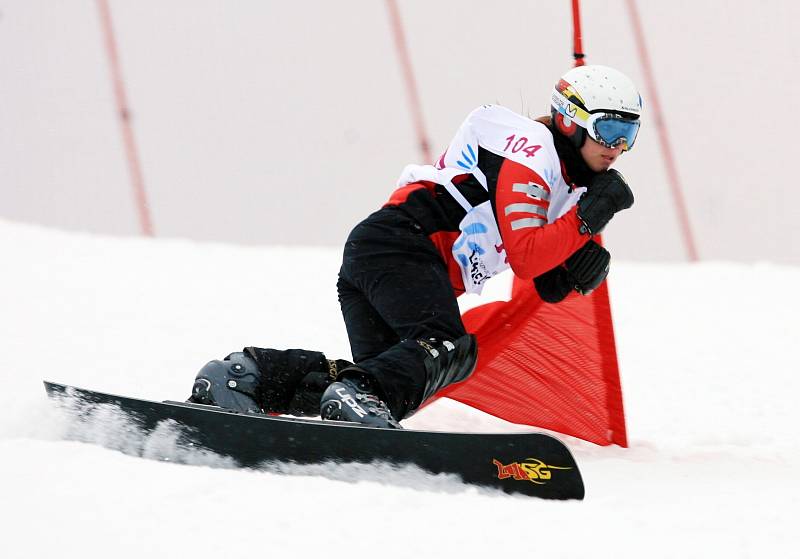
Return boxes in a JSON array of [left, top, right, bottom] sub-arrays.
[[492, 458, 572, 485]]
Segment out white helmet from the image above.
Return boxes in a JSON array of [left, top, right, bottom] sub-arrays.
[[550, 65, 643, 151]]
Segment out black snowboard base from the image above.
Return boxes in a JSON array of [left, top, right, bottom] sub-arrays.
[[44, 381, 585, 500]]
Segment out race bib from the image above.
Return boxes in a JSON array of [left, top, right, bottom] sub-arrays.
[[452, 200, 509, 294]]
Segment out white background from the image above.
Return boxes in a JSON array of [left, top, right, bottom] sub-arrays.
[[2, 0, 798, 262]]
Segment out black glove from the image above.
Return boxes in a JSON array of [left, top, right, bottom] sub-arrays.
[[533, 241, 610, 302], [577, 169, 634, 235], [533, 266, 572, 303], [564, 240, 610, 295]]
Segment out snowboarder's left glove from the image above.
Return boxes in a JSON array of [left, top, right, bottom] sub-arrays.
[[564, 240, 610, 295], [577, 169, 634, 235]]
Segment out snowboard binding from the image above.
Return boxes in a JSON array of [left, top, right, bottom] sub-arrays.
[[320, 368, 402, 429]]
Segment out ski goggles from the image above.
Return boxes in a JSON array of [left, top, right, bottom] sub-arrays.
[[551, 90, 640, 151]]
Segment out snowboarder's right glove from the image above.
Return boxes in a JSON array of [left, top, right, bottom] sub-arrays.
[[534, 240, 610, 302], [576, 169, 634, 235], [534, 267, 572, 303], [564, 239, 610, 295]]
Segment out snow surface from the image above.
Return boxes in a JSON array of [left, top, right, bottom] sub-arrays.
[[1, 219, 798, 558]]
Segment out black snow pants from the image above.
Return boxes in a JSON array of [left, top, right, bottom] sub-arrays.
[[337, 206, 474, 419]]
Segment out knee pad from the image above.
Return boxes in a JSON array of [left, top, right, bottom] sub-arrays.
[[190, 352, 263, 413], [286, 367, 348, 416], [244, 347, 352, 415]]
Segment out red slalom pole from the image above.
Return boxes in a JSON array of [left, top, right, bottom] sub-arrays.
[[571, 1, 628, 446], [572, 0, 586, 67], [96, 0, 154, 237], [385, 0, 433, 163], [624, 0, 698, 261]]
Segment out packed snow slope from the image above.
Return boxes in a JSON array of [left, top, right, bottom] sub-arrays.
[[1, 219, 798, 558]]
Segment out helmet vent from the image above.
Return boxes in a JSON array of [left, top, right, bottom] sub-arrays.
[[551, 64, 642, 120]]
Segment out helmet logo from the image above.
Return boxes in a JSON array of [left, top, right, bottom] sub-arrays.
[[566, 103, 578, 118], [556, 79, 586, 105]]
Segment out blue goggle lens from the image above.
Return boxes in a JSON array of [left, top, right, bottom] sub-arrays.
[[592, 116, 640, 151]]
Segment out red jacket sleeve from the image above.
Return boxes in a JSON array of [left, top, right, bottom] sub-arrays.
[[495, 158, 589, 280]]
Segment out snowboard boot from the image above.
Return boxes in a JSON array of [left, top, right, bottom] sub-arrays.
[[188, 352, 263, 413], [416, 333, 478, 405], [320, 368, 402, 429]]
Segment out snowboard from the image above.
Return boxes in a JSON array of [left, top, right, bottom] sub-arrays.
[[44, 381, 585, 500]]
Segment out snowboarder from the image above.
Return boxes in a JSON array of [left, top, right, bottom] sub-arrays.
[[189, 64, 642, 429]]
